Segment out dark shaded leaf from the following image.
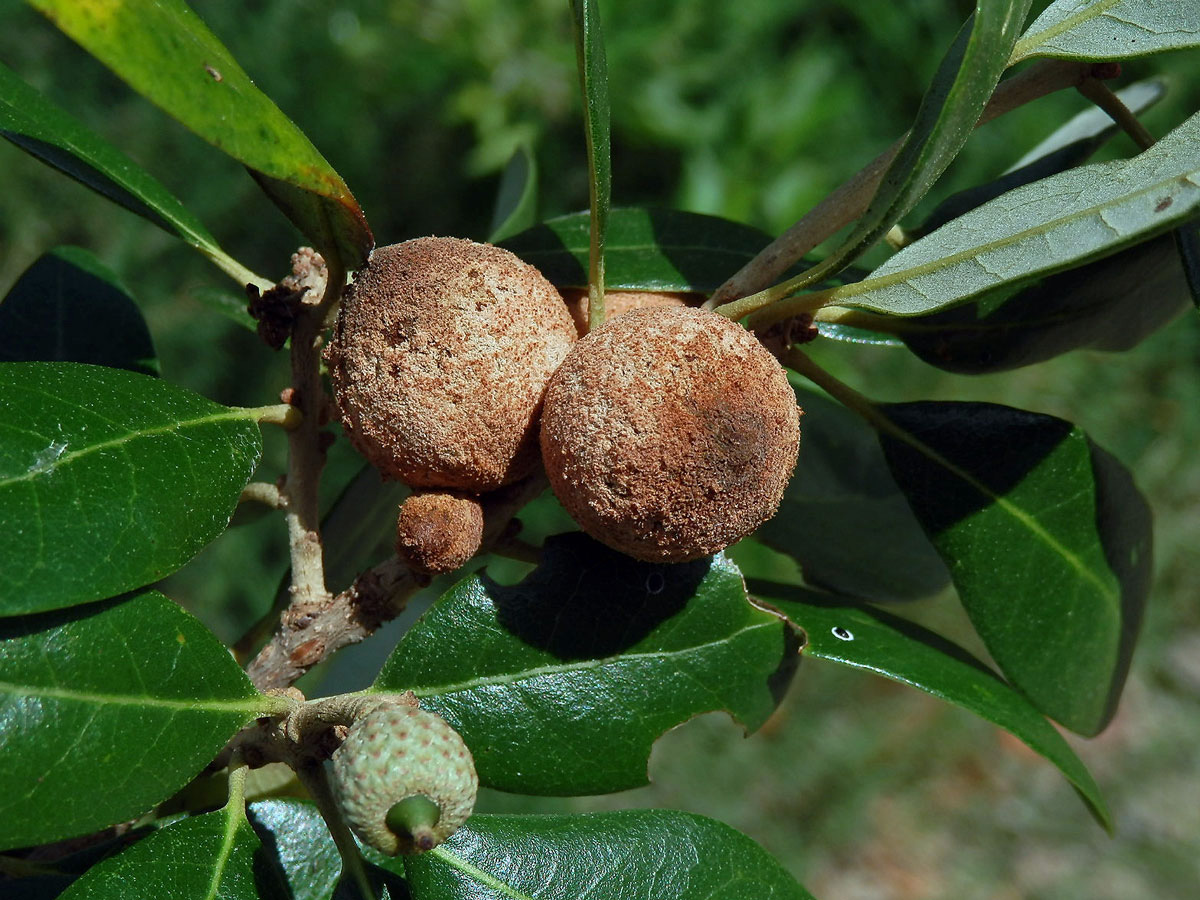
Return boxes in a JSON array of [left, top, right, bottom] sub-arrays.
[[877, 401, 1150, 735], [0, 362, 262, 614], [487, 144, 539, 244], [0, 61, 262, 288], [0, 247, 157, 375], [373, 533, 801, 795], [1011, 0, 1200, 64], [753, 581, 1111, 830], [29, 0, 372, 270], [0, 590, 270, 850], [756, 384, 950, 600], [1174, 219, 1200, 307], [405, 811, 814, 900]]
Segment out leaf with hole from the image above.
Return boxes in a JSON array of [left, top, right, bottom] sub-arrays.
[[29, 0, 372, 270], [0, 362, 263, 615], [0, 590, 271, 850], [1011, 0, 1200, 64], [372, 533, 801, 795], [877, 401, 1151, 736], [0, 247, 157, 376], [752, 581, 1110, 830]]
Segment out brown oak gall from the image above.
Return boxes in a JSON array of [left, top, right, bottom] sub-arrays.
[[326, 237, 577, 491], [396, 490, 484, 575], [539, 306, 801, 562]]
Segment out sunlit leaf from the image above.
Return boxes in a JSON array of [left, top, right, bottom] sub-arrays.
[[29, 0, 372, 269], [1011, 0, 1200, 64]]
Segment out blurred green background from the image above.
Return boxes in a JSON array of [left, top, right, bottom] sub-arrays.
[[3, 1, 1200, 897]]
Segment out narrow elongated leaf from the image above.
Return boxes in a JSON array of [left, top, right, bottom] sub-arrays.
[[877, 402, 1151, 736], [0, 247, 157, 375], [0, 590, 271, 850], [913, 79, 1167, 238], [807, 111, 1200, 318], [895, 232, 1191, 372], [761, 2, 1030, 301], [487, 144, 539, 244], [0, 61, 263, 289], [753, 582, 1110, 829], [373, 533, 802, 795], [0, 362, 263, 615], [29, 0, 372, 270], [1011, 0, 1200, 64], [755, 385, 950, 601], [405, 811, 815, 900], [59, 806, 288, 899], [570, 0, 612, 331], [502, 208, 806, 292]]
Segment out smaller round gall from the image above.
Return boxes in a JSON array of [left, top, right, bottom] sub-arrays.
[[396, 490, 484, 575], [327, 237, 577, 491], [540, 306, 800, 563]]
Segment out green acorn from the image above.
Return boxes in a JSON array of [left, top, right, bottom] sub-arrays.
[[330, 703, 478, 855]]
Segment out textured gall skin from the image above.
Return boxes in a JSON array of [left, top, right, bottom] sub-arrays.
[[396, 490, 485, 575], [327, 237, 577, 491], [540, 306, 801, 562]]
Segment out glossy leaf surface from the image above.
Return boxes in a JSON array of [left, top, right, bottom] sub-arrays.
[[815, 111, 1200, 317], [1011, 0, 1200, 63], [754, 582, 1110, 829], [406, 811, 814, 900], [503, 207, 784, 292], [893, 233, 1191, 372], [0, 61, 260, 287], [0, 362, 262, 614], [29, 0, 372, 269], [58, 805, 287, 900], [0, 590, 268, 850], [0, 247, 157, 375], [878, 402, 1151, 735], [756, 385, 949, 601], [487, 144, 539, 243], [373, 533, 802, 795]]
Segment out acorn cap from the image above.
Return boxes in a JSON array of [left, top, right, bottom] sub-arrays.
[[396, 490, 484, 575], [330, 704, 478, 856], [327, 237, 577, 491], [540, 306, 801, 562]]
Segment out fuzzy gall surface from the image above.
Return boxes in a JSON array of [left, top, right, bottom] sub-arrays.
[[330, 704, 478, 856], [327, 237, 577, 490], [540, 306, 801, 562], [396, 490, 484, 574], [560, 288, 701, 337]]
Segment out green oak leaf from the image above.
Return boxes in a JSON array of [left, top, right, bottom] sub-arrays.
[[877, 401, 1151, 736], [373, 533, 802, 795], [1011, 0, 1200, 64], [0, 590, 274, 850], [0, 362, 263, 615]]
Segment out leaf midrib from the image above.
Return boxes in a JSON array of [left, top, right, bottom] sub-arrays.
[[0, 680, 267, 714]]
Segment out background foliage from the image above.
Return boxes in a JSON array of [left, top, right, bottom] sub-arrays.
[[2, 1, 1199, 896]]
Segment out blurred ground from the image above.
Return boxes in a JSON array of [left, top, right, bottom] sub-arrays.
[[2, 1, 1199, 897]]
